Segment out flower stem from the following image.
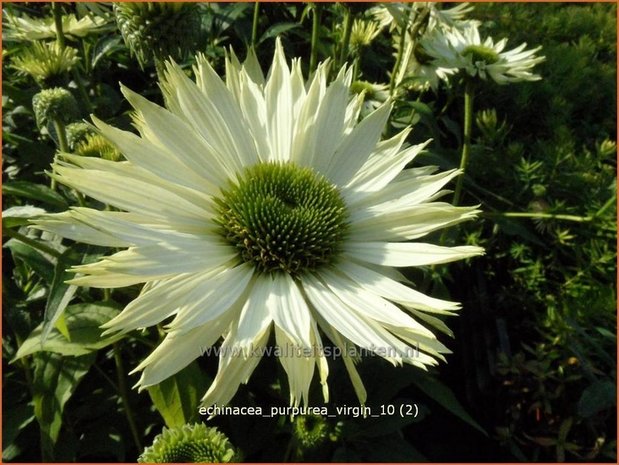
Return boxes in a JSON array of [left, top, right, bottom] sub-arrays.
[[389, 6, 426, 96], [484, 211, 594, 223], [336, 5, 352, 71], [51, 119, 69, 191], [452, 79, 475, 206], [113, 342, 143, 452], [52, 2, 66, 49], [251, 2, 260, 49], [309, 3, 322, 74]]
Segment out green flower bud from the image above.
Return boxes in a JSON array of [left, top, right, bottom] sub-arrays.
[[75, 134, 122, 161], [32, 88, 78, 128], [11, 41, 79, 87], [293, 415, 331, 451], [114, 2, 201, 68], [66, 122, 94, 150], [138, 424, 237, 463]]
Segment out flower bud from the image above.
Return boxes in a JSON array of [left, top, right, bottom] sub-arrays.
[[114, 2, 201, 67], [32, 88, 78, 128]]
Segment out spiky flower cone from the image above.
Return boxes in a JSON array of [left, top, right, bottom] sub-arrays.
[[114, 2, 201, 68], [32, 88, 78, 128], [138, 424, 236, 463]]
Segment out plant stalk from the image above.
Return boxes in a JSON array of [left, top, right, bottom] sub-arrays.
[[309, 3, 322, 74], [251, 2, 260, 49], [52, 2, 66, 49], [51, 119, 69, 190], [452, 79, 474, 206], [336, 5, 352, 71], [113, 342, 143, 452]]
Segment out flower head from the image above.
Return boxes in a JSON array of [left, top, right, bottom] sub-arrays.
[[35, 39, 483, 408], [3, 11, 109, 41], [11, 41, 79, 87], [422, 23, 545, 84], [114, 2, 201, 67], [32, 87, 78, 128], [138, 424, 236, 463]]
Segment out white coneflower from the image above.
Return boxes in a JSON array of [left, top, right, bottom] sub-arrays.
[[35, 39, 482, 408], [422, 23, 545, 84], [3, 11, 109, 41]]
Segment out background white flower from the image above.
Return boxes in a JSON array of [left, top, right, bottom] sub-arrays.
[[35, 39, 483, 408], [422, 23, 545, 84]]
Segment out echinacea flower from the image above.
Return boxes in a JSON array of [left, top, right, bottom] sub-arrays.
[[3, 11, 109, 41], [422, 23, 544, 84], [11, 41, 79, 86], [138, 424, 236, 463], [34, 39, 483, 408]]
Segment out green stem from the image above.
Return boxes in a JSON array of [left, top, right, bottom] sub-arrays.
[[484, 212, 594, 223], [51, 119, 69, 191], [52, 2, 66, 49], [3, 228, 63, 259], [452, 79, 474, 206], [113, 342, 142, 452], [309, 3, 322, 74], [336, 4, 353, 71], [389, 6, 428, 96], [251, 2, 260, 49]]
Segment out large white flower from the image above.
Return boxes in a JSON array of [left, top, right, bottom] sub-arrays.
[[35, 39, 483, 408], [422, 23, 544, 84]]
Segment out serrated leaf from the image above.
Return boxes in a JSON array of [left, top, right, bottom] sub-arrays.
[[3, 182, 68, 209], [147, 361, 211, 428], [33, 351, 95, 460], [14, 303, 123, 359]]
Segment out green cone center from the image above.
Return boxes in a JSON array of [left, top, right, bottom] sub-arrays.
[[462, 45, 500, 64], [215, 162, 349, 276]]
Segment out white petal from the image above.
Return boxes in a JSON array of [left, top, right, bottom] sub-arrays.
[[350, 203, 480, 242], [344, 136, 430, 197], [101, 268, 225, 334], [264, 38, 293, 162], [325, 102, 392, 186], [113, 89, 232, 188], [167, 264, 256, 333], [52, 165, 210, 224], [318, 268, 435, 338], [339, 260, 461, 313], [235, 274, 274, 348], [270, 273, 312, 348], [32, 211, 131, 247], [345, 242, 484, 267], [275, 326, 315, 407], [201, 326, 270, 408], [134, 313, 233, 388]]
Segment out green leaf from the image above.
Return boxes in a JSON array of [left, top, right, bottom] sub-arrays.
[[259, 22, 300, 44], [577, 380, 616, 418], [2, 205, 47, 229], [147, 361, 211, 428], [3, 181, 69, 209], [32, 352, 95, 460], [412, 372, 487, 435], [42, 248, 83, 343], [2, 402, 35, 460], [4, 238, 55, 284], [14, 302, 123, 359]]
